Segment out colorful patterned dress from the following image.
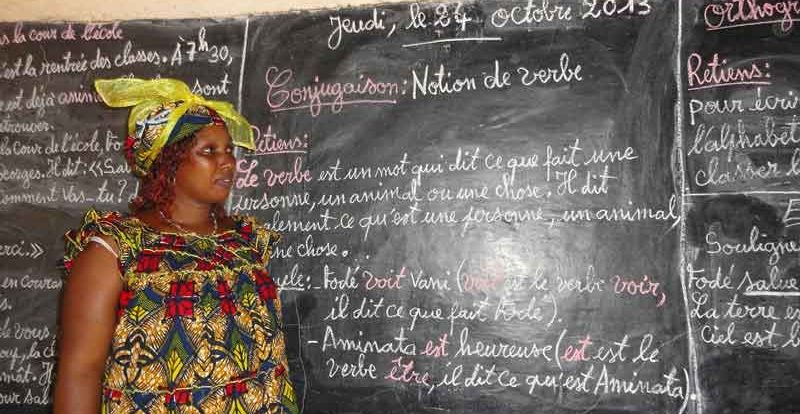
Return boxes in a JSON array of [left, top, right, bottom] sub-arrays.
[[63, 209, 299, 414]]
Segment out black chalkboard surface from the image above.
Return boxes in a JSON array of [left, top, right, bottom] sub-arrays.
[[1, 1, 800, 413]]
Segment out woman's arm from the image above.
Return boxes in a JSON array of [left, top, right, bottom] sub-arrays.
[[53, 236, 122, 414]]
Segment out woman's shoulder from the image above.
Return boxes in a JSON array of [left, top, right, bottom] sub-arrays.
[[63, 208, 141, 272], [77, 207, 143, 226], [69, 208, 143, 239]]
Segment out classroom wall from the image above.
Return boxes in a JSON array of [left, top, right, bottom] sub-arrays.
[[0, 0, 409, 22], [3, 1, 800, 413]]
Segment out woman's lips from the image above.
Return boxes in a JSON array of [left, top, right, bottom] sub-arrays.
[[215, 178, 233, 188]]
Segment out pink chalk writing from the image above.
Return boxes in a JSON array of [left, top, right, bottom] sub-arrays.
[[80, 23, 124, 41], [251, 125, 308, 156], [560, 335, 592, 362], [461, 272, 505, 294], [235, 159, 259, 189], [384, 356, 432, 386], [704, 0, 800, 32], [611, 274, 667, 307], [419, 333, 450, 358], [686, 53, 770, 90], [364, 267, 406, 290], [262, 157, 312, 188], [1, 22, 122, 46], [264, 66, 400, 116], [235, 156, 312, 189]]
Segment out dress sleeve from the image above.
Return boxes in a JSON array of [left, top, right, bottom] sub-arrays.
[[63, 208, 135, 277]]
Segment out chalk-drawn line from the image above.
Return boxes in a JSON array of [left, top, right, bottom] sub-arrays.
[[679, 368, 691, 414], [402, 37, 502, 48], [271, 99, 397, 113], [686, 191, 800, 196], [242, 150, 308, 156], [227, 17, 250, 213], [707, 19, 800, 31], [687, 81, 771, 91], [293, 300, 308, 414], [555, 328, 566, 372], [677, 0, 704, 412], [743, 291, 800, 297]]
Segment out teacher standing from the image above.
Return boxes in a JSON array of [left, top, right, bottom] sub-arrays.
[[54, 78, 298, 414]]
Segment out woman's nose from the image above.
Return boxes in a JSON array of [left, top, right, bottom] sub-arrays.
[[219, 152, 235, 171]]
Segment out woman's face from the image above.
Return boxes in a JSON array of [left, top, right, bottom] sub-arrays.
[[173, 124, 236, 205]]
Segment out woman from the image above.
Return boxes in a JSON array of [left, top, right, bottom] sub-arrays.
[[54, 78, 298, 414]]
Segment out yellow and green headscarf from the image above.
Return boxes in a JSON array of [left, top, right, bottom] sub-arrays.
[[94, 78, 255, 177]]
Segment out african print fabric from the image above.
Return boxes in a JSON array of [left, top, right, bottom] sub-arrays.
[[64, 209, 299, 414]]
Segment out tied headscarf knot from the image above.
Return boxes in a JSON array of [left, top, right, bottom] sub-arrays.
[[94, 78, 254, 177]]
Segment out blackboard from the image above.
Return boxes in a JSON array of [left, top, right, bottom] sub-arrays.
[[1, 1, 799, 413]]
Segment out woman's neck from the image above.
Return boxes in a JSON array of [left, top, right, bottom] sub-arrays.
[[156, 198, 218, 235], [167, 199, 214, 227]]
